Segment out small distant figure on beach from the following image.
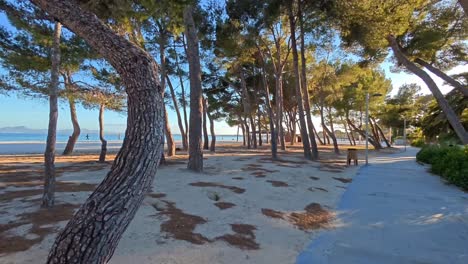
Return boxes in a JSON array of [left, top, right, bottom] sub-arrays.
[[118, 133, 121, 140], [86, 134, 89, 140]]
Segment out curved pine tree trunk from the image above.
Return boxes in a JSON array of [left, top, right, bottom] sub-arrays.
[[62, 97, 81, 155], [184, 5, 204, 171], [31, 1, 165, 262], [414, 58, 468, 97], [288, 3, 312, 160], [202, 96, 209, 150], [42, 21, 61, 208], [387, 35, 468, 144], [98, 104, 107, 163]]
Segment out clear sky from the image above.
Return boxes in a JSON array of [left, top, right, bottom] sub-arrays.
[[0, 11, 466, 135]]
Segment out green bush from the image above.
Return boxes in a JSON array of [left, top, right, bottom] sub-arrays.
[[410, 138, 425, 147], [417, 145, 468, 190]]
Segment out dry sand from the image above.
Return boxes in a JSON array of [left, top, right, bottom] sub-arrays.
[[0, 144, 388, 264]]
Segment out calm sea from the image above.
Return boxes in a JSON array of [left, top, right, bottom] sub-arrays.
[[0, 133, 241, 143]]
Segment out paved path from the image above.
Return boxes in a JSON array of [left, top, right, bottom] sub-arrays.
[[297, 147, 468, 264]]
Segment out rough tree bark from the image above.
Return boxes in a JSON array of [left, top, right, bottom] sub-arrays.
[[202, 96, 209, 150], [414, 58, 468, 97], [298, 0, 319, 160], [387, 35, 468, 144], [62, 73, 80, 155], [288, 3, 312, 160], [166, 76, 188, 150], [42, 21, 61, 208], [98, 104, 107, 162], [184, 5, 204, 171], [31, 1, 165, 263]]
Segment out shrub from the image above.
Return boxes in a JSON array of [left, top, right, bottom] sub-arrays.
[[410, 138, 425, 147], [417, 145, 468, 190]]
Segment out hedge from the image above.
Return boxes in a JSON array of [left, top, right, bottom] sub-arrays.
[[416, 145, 468, 190]]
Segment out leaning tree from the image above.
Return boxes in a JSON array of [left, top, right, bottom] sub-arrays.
[[30, 0, 165, 263]]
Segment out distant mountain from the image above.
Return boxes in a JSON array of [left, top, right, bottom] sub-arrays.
[[0, 126, 100, 134]]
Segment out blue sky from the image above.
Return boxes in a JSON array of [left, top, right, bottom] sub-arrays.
[[0, 9, 466, 135]]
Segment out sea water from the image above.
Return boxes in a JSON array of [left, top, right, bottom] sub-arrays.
[[0, 132, 241, 143]]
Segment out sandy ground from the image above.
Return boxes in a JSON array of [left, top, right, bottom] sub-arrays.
[[0, 143, 391, 264]]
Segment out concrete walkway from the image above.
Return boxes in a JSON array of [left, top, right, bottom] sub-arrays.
[[297, 147, 468, 264]]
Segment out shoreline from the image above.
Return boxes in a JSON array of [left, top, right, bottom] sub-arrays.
[[0, 140, 243, 155]]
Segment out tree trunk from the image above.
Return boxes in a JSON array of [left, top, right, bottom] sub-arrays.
[[346, 113, 356, 145], [161, 31, 187, 151], [62, 97, 81, 155], [298, 0, 318, 160], [371, 117, 391, 148], [244, 117, 251, 149], [313, 124, 324, 145], [166, 76, 188, 150], [414, 58, 468, 97], [368, 117, 382, 149], [202, 96, 209, 150], [174, 40, 189, 136], [387, 35, 468, 144], [458, 0, 468, 15], [275, 73, 286, 151], [240, 119, 246, 146], [322, 107, 339, 154], [62, 72, 80, 156], [42, 21, 61, 208], [257, 108, 262, 146], [342, 117, 353, 146], [184, 5, 204, 171], [239, 70, 257, 149], [164, 105, 176, 156], [288, 3, 312, 160], [207, 108, 216, 152], [347, 118, 381, 149], [98, 104, 107, 163], [159, 33, 175, 157], [31, 1, 165, 263], [259, 54, 277, 159]]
